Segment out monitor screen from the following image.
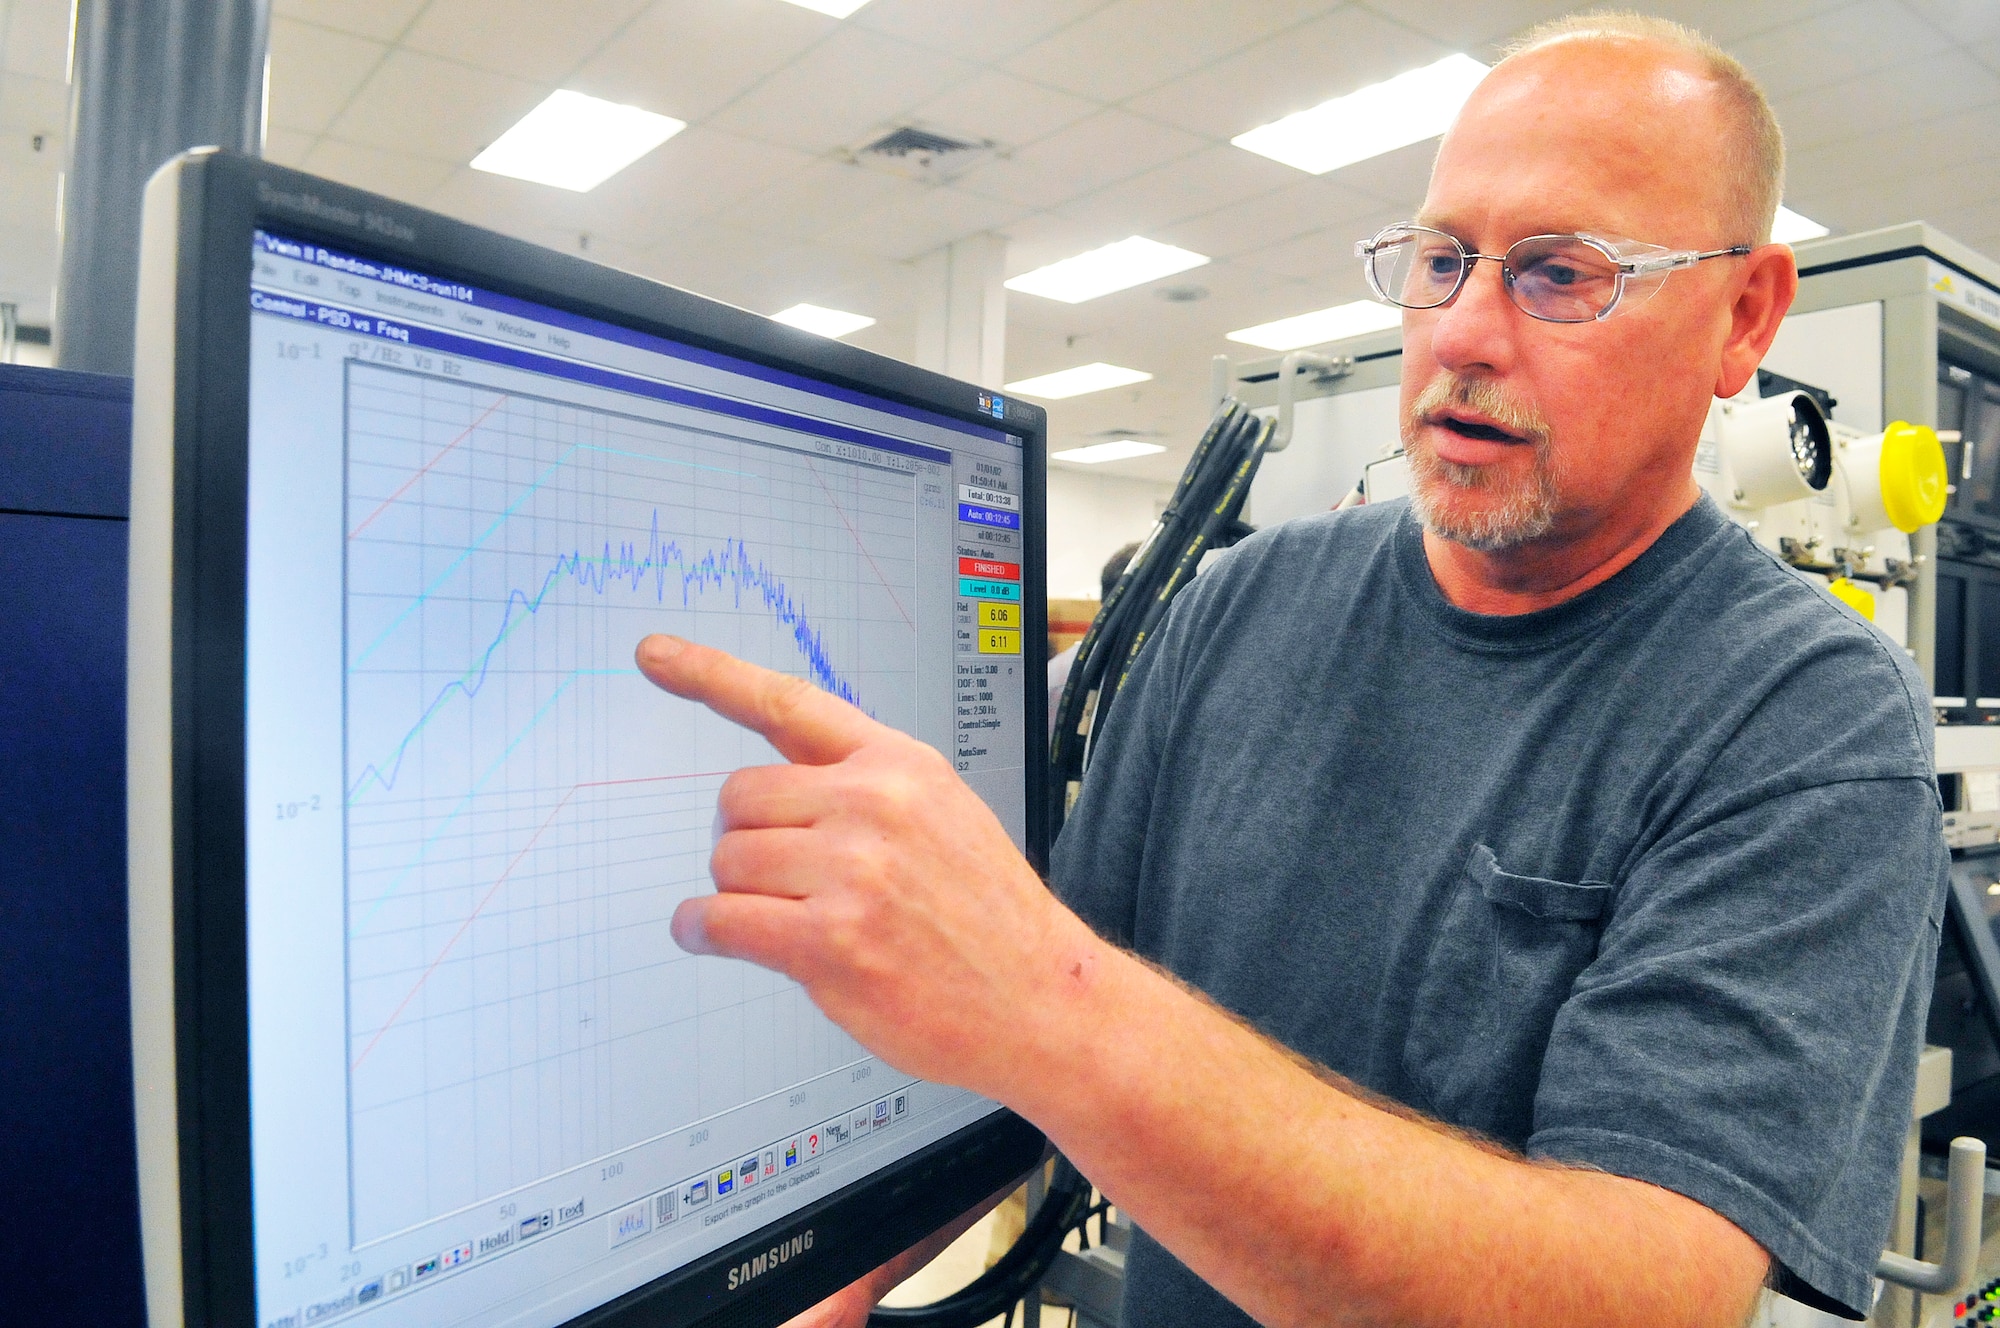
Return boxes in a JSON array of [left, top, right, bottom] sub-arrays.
[[129, 154, 1046, 1328]]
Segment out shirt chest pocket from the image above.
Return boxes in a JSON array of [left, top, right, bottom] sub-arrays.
[[1402, 844, 1610, 1146]]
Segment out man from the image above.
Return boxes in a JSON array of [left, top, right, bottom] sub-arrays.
[[635, 14, 1946, 1327]]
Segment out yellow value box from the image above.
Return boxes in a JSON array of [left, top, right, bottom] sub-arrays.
[[977, 628, 1021, 655], [976, 602, 1021, 628]]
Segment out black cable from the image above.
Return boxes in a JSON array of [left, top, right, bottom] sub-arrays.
[[1049, 399, 1273, 838], [867, 1160, 1095, 1328]]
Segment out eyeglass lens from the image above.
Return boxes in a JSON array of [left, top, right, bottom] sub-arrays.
[[1366, 227, 1624, 322]]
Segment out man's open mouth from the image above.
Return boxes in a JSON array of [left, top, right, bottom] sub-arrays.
[[1430, 412, 1527, 444]]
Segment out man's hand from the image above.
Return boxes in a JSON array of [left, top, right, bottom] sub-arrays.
[[636, 635, 1769, 1328], [634, 634, 1101, 1098]]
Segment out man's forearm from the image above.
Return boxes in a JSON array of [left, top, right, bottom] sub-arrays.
[[1004, 940, 1767, 1328]]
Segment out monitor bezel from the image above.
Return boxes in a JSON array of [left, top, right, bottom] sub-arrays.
[[130, 148, 1050, 1328]]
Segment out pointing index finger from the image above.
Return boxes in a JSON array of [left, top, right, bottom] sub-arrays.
[[635, 634, 879, 766]]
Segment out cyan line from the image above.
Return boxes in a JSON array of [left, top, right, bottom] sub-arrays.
[[347, 670, 581, 936]]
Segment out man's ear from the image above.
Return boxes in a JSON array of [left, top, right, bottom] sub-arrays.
[[1715, 244, 1799, 398]]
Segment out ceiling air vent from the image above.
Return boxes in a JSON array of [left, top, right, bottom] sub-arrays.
[[845, 125, 996, 182]]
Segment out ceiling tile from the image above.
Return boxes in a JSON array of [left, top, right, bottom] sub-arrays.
[[1788, 104, 2000, 193], [0, 71, 65, 132], [951, 107, 1206, 211], [708, 156, 931, 243], [325, 48, 544, 163], [264, 126, 317, 167], [1729, 0, 1950, 101], [1054, 144, 1299, 238], [301, 137, 459, 202], [1773, 50, 2000, 154], [705, 25, 979, 155], [1316, 137, 1441, 213], [400, 0, 651, 84], [272, 0, 430, 43], [818, 183, 1030, 262], [1352, 0, 1570, 53], [851, 0, 1114, 61], [1124, 7, 1451, 142], [586, 124, 819, 230], [421, 158, 705, 251], [1001, 0, 1336, 103], [1233, 218, 1403, 288], [567, 0, 833, 124], [3, 0, 69, 79], [267, 18, 386, 135], [1156, 174, 1388, 259], [994, 209, 1127, 275], [1645, 0, 1853, 43], [1884, 0, 2000, 42], [1800, 161, 2000, 236], [905, 71, 1102, 151]]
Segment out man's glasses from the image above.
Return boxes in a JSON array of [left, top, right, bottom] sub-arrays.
[[1356, 223, 1751, 324]]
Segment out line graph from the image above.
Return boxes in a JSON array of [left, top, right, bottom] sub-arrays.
[[341, 362, 910, 1243]]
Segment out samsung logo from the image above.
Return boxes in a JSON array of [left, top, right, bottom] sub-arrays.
[[726, 1230, 814, 1291]]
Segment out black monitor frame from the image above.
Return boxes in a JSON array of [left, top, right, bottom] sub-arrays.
[[128, 148, 1049, 1328]]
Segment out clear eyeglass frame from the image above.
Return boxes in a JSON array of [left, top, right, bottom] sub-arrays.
[[1354, 223, 1752, 324]]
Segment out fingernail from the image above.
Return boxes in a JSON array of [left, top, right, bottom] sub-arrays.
[[671, 905, 713, 955], [640, 634, 686, 665]]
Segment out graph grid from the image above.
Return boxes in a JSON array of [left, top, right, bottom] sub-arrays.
[[340, 361, 916, 1244]]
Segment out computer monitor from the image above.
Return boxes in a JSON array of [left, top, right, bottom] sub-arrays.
[[127, 150, 1048, 1328]]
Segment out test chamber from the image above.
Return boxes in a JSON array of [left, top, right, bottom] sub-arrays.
[[1219, 223, 2000, 1328]]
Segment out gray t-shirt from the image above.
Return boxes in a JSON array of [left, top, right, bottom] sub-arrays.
[[1051, 494, 1946, 1322]]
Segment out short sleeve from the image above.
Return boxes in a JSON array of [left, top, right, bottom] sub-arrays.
[[1527, 776, 1947, 1318]]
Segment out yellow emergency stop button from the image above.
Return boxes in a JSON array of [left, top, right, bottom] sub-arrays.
[[1827, 576, 1876, 621], [1879, 420, 1948, 532]]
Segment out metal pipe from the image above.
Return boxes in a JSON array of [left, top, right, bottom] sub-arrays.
[[1269, 350, 1352, 453], [56, 0, 270, 375], [1876, 1135, 1985, 1296]]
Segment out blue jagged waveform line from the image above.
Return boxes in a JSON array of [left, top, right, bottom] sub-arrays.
[[347, 511, 869, 804]]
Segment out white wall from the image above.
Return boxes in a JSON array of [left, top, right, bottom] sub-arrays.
[[1045, 467, 1173, 599]]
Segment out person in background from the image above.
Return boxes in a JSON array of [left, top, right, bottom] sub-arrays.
[[1047, 541, 1139, 741]]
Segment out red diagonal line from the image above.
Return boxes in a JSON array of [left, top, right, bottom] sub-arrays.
[[350, 769, 731, 1071], [804, 456, 913, 628], [348, 394, 510, 539]]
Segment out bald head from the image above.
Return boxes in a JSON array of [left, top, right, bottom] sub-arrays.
[[1481, 13, 1784, 245]]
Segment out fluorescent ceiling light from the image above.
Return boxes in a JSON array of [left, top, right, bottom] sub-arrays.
[[1052, 439, 1168, 464], [1232, 53, 1489, 175], [1004, 237, 1210, 304], [775, 0, 873, 14], [1771, 205, 1829, 244], [1227, 300, 1402, 351], [770, 303, 876, 338], [471, 90, 685, 192], [1004, 363, 1153, 400]]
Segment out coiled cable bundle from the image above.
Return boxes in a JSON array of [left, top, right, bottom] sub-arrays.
[[1048, 399, 1272, 835]]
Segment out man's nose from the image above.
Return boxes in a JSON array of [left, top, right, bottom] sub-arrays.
[[1423, 257, 1519, 375]]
